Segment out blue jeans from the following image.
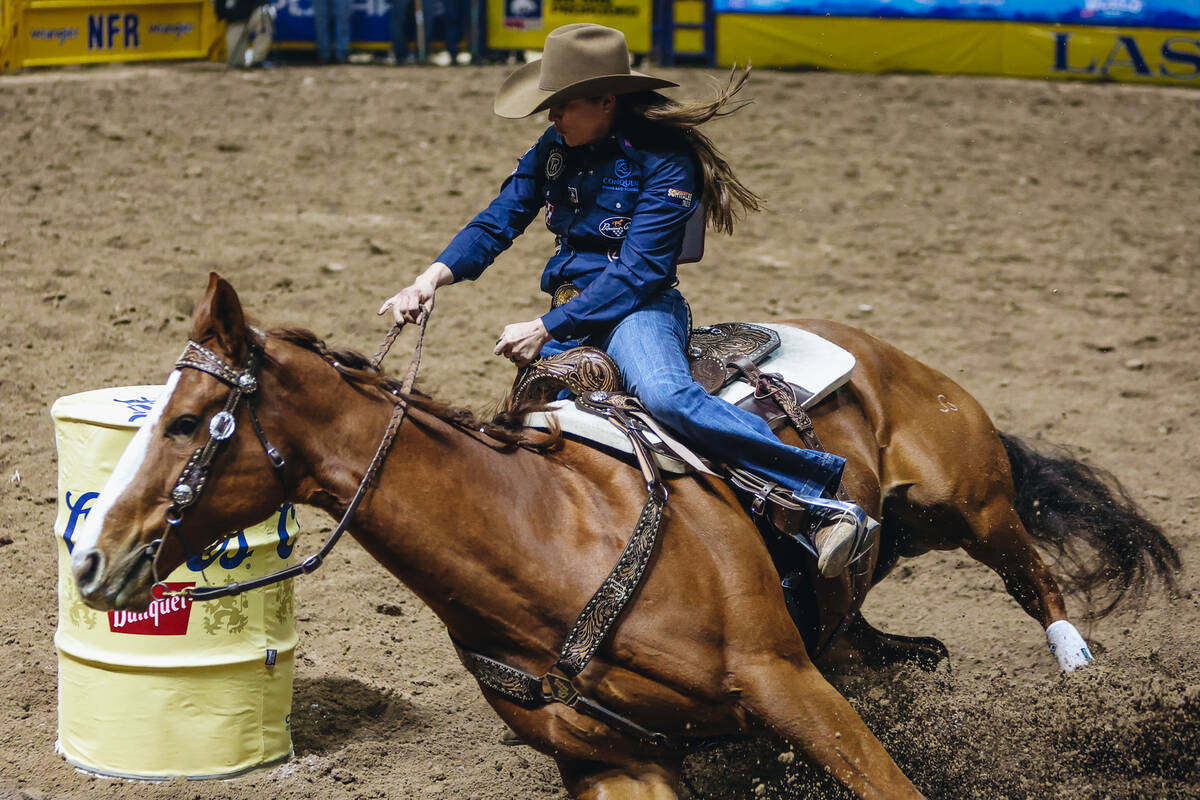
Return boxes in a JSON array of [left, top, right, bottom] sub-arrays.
[[542, 290, 845, 499], [313, 0, 350, 61]]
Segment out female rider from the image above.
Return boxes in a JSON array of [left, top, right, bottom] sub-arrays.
[[378, 23, 868, 577]]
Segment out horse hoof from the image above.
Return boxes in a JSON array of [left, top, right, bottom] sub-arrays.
[[903, 636, 950, 671]]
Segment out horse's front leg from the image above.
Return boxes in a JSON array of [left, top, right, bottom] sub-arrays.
[[729, 633, 925, 798], [557, 758, 682, 800]]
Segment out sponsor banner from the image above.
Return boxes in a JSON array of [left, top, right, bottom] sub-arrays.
[[714, 0, 1199, 30], [486, 0, 652, 52], [270, 0, 390, 47], [716, 16, 1200, 86], [505, 0, 543, 31], [20, 0, 218, 67], [270, 0, 473, 48]]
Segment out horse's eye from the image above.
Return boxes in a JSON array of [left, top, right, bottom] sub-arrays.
[[167, 414, 201, 438]]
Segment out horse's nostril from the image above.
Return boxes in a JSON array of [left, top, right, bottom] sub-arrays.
[[75, 550, 104, 593]]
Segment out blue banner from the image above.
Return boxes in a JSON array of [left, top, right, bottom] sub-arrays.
[[271, 0, 397, 44], [712, 0, 1200, 30]]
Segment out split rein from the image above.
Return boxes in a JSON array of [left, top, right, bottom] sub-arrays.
[[146, 312, 429, 603]]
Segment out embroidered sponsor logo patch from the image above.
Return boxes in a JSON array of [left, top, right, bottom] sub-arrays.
[[545, 202, 555, 228], [598, 217, 632, 239], [666, 188, 694, 208], [613, 159, 632, 178], [602, 177, 639, 191], [546, 150, 564, 179], [568, 186, 579, 204]]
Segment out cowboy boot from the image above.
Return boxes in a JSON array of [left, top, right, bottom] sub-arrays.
[[805, 501, 879, 578], [813, 512, 863, 578]]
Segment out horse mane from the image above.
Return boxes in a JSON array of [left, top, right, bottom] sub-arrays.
[[266, 327, 562, 453]]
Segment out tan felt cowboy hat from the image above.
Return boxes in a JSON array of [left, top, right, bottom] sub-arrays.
[[494, 24, 678, 119]]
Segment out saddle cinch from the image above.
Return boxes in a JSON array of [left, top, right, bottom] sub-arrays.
[[510, 322, 862, 553]]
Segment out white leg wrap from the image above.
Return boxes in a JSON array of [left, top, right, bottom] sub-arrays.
[[1046, 620, 1094, 672]]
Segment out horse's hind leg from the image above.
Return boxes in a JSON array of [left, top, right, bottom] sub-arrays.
[[957, 499, 1094, 669], [734, 652, 924, 798], [914, 490, 1092, 671], [557, 759, 680, 800], [955, 498, 1068, 625]]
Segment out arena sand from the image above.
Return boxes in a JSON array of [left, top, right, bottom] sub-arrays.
[[0, 62, 1196, 799]]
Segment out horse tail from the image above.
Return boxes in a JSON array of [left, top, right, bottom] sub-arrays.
[[998, 431, 1180, 618]]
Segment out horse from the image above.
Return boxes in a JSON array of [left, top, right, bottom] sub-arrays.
[[69, 274, 1178, 799]]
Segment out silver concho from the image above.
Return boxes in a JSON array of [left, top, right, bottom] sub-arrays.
[[170, 483, 196, 505], [209, 410, 237, 441], [589, 391, 609, 403], [236, 373, 258, 393]]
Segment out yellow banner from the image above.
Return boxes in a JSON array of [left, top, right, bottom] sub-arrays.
[[716, 16, 1200, 87], [488, 0, 653, 53], [17, 0, 219, 68]]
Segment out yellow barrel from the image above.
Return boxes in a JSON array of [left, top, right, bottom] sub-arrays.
[[50, 385, 300, 779]]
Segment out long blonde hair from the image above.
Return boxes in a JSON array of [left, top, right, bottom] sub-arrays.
[[621, 66, 760, 235]]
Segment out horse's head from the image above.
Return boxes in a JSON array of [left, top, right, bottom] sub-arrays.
[[71, 273, 288, 612]]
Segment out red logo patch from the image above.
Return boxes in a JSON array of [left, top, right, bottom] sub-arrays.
[[107, 582, 195, 635]]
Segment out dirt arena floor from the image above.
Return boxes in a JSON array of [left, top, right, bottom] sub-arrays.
[[1, 60, 1198, 799]]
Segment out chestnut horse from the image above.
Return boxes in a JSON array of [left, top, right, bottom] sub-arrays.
[[70, 275, 1177, 799]]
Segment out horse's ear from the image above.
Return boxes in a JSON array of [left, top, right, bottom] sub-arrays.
[[191, 272, 248, 361]]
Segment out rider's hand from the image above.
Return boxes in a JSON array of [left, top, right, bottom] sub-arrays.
[[378, 262, 453, 324], [494, 318, 552, 368]]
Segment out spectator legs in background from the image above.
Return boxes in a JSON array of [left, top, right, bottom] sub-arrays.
[[441, 0, 465, 62], [313, 0, 350, 63], [389, 0, 413, 62], [312, 0, 332, 61], [332, 0, 351, 62]]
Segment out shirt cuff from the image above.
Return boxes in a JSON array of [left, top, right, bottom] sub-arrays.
[[436, 230, 486, 282], [540, 305, 576, 341]]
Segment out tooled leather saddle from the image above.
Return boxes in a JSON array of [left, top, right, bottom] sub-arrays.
[[511, 321, 783, 414], [508, 322, 853, 540]]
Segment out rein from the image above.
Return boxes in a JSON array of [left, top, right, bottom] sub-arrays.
[[148, 312, 429, 602]]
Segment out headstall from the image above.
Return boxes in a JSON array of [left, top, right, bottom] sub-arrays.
[[146, 313, 427, 602]]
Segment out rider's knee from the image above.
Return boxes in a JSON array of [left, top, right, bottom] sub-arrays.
[[637, 380, 706, 426]]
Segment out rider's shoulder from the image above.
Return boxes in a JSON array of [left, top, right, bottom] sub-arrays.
[[616, 125, 693, 176]]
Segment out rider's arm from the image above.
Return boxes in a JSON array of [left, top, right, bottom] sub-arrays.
[[539, 149, 697, 341], [435, 133, 548, 283]]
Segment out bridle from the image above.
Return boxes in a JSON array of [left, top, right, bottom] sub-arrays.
[[145, 314, 428, 602]]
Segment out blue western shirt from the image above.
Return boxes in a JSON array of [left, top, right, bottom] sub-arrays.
[[436, 125, 699, 341]]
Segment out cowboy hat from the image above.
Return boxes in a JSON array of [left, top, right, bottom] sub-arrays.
[[494, 24, 678, 119]]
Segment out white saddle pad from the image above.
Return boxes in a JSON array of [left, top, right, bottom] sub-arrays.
[[522, 323, 855, 475]]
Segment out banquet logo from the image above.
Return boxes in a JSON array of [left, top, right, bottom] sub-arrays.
[[108, 583, 195, 634]]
